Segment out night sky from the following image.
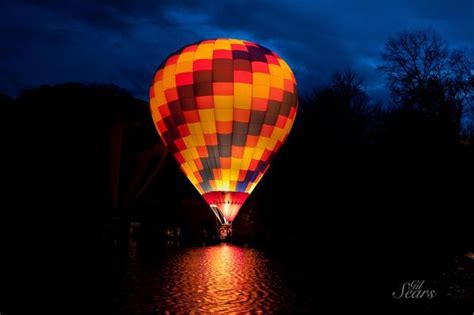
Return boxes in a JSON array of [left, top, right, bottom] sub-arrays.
[[1, 0, 472, 100]]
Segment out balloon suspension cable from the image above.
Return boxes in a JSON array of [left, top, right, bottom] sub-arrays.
[[210, 205, 227, 226]]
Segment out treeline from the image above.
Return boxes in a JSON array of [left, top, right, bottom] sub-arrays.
[[299, 29, 473, 148]]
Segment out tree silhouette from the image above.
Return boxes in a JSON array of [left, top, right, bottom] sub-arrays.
[[379, 29, 474, 144], [301, 69, 380, 146]]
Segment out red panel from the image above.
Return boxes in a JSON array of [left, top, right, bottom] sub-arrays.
[[231, 146, 244, 158], [183, 110, 200, 123], [156, 120, 167, 133], [265, 54, 279, 65], [252, 61, 269, 73], [261, 149, 272, 162], [196, 146, 208, 157], [231, 44, 247, 51], [269, 88, 284, 101], [196, 96, 214, 109], [261, 124, 273, 137], [194, 59, 212, 71], [174, 138, 186, 151], [204, 134, 218, 146], [284, 79, 294, 92], [182, 44, 198, 52], [234, 109, 251, 122], [249, 159, 259, 171], [220, 157, 231, 168], [216, 121, 232, 134], [176, 73, 193, 86], [178, 124, 190, 137], [165, 88, 178, 102], [246, 135, 259, 147], [154, 69, 163, 82], [252, 98, 268, 111], [165, 54, 179, 66], [175, 152, 185, 164], [195, 159, 204, 170], [213, 82, 233, 95], [275, 115, 287, 129], [213, 50, 232, 59], [233, 71, 252, 83], [158, 105, 171, 118]]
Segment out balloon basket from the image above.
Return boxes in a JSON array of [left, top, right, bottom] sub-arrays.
[[218, 223, 233, 241]]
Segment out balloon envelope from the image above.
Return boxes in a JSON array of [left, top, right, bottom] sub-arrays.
[[150, 38, 298, 223]]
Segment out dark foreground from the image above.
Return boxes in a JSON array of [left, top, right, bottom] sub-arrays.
[[1, 85, 474, 314]]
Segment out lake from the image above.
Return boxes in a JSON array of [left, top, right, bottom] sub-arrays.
[[119, 241, 308, 313]]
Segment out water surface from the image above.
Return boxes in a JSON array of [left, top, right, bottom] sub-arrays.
[[120, 242, 299, 313]]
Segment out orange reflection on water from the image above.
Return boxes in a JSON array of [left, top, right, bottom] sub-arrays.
[[122, 243, 291, 313]]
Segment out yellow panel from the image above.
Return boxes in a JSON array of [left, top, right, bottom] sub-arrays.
[[253, 73, 270, 86], [228, 39, 245, 45], [253, 148, 264, 160], [150, 98, 159, 112], [202, 122, 217, 134], [234, 83, 252, 97], [183, 135, 194, 148], [181, 149, 194, 162], [198, 109, 215, 122], [194, 43, 214, 59], [241, 158, 251, 170], [188, 160, 198, 172], [188, 122, 203, 134], [284, 119, 294, 133], [281, 68, 293, 80], [256, 137, 269, 149], [230, 169, 239, 181], [175, 60, 193, 74], [190, 147, 199, 160], [177, 52, 195, 63], [270, 75, 284, 89], [214, 95, 234, 109], [234, 83, 252, 109], [271, 127, 285, 142], [214, 39, 231, 50], [229, 181, 237, 191], [267, 138, 278, 150], [269, 64, 283, 77], [163, 76, 176, 89], [231, 158, 242, 169], [187, 173, 198, 185], [181, 163, 191, 176], [154, 82, 167, 105], [150, 105, 162, 133], [191, 134, 205, 146], [278, 58, 291, 71], [243, 147, 255, 159], [215, 109, 233, 122], [252, 85, 270, 99], [163, 64, 176, 78], [222, 169, 230, 181]]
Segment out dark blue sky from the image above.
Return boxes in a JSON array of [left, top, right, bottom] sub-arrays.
[[1, 0, 473, 101]]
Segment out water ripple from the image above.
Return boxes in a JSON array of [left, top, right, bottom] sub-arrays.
[[120, 243, 296, 314]]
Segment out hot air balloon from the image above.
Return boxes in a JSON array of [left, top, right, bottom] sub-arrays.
[[150, 38, 298, 236]]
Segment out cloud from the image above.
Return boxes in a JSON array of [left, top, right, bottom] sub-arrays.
[[0, 0, 472, 99]]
